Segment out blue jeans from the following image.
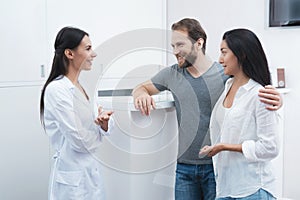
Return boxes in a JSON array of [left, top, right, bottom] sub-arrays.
[[216, 188, 276, 200], [175, 163, 216, 200]]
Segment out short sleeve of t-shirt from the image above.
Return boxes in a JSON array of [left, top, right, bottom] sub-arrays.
[[151, 65, 176, 91]]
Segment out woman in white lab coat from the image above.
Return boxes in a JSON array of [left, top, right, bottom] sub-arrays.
[[40, 27, 113, 200]]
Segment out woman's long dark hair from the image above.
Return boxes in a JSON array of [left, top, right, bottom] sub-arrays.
[[222, 28, 271, 86], [40, 27, 88, 126]]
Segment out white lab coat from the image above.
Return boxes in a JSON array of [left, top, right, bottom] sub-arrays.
[[44, 76, 112, 200]]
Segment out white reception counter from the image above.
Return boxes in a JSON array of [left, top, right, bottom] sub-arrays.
[[96, 91, 178, 200]]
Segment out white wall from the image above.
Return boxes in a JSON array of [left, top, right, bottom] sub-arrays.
[[46, 0, 168, 97], [167, 0, 300, 199], [0, 0, 167, 199]]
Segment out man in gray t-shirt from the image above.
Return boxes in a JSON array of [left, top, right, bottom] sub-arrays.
[[132, 18, 281, 200], [151, 62, 227, 165]]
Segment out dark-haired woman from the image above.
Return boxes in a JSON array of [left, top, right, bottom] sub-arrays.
[[40, 27, 113, 200], [200, 29, 279, 199]]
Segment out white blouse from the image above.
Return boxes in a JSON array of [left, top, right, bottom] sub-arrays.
[[210, 78, 279, 198]]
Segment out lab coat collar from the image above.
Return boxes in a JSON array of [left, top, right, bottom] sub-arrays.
[[56, 75, 89, 104], [56, 75, 75, 90]]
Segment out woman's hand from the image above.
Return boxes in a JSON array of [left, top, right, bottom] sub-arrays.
[[199, 145, 214, 158], [94, 106, 113, 131], [199, 143, 240, 157], [200, 144, 225, 157]]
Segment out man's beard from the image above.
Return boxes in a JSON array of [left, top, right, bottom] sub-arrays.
[[179, 52, 197, 68], [180, 59, 193, 68], [178, 44, 197, 68]]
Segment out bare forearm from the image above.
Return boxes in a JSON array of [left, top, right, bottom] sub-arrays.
[[213, 143, 242, 156], [132, 84, 150, 98], [132, 80, 159, 97], [222, 143, 243, 153], [201, 143, 243, 157]]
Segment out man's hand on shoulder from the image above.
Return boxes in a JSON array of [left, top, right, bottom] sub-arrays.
[[258, 85, 282, 111]]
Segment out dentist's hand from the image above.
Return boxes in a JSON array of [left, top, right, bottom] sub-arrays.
[[95, 106, 113, 132]]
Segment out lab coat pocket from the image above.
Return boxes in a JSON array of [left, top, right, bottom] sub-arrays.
[[56, 170, 83, 186], [55, 170, 85, 199]]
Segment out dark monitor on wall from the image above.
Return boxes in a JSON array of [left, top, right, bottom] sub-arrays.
[[269, 0, 300, 27]]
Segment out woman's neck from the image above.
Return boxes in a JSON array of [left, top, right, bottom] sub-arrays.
[[232, 73, 249, 87], [66, 66, 80, 85]]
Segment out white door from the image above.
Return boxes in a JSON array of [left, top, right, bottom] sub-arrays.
[[0, 0, 47, 85], [0, 86, 49, 200]]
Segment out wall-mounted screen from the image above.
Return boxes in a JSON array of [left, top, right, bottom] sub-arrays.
[[269, 0, 300, 27]]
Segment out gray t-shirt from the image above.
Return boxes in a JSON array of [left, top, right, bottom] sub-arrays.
[[151, 62, 228, 165]]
